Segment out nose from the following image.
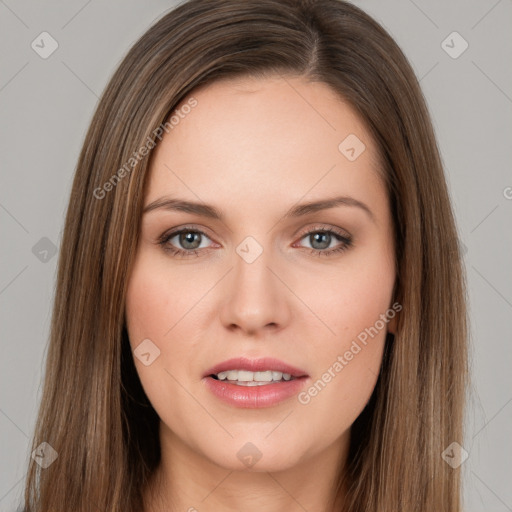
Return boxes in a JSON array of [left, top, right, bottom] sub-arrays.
[[219, 244, 291, 336]]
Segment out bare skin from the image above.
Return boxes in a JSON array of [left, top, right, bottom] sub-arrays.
[[125, 74, 397, 512]]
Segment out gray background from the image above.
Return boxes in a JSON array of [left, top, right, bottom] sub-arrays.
[[1, 0, 511, 510]]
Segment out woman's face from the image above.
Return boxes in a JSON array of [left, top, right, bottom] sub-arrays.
[[125, 75, 397, 472]]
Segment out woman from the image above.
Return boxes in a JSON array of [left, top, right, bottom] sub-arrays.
[[22, 0, 468, 510]]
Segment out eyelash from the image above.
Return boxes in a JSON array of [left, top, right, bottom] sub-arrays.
[[157, 224, 353, 258]]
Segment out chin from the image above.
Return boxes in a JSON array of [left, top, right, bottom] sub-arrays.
[[198, 434, 309, 473]]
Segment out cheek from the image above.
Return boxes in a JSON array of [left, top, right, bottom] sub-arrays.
[[299, 242, 395, 349], [292, 241, 394, 434], [295, 337, 385, 450], [125, 251, 198, 344], [295, 272, 392, 441], [124, 258, 190, 420], [124, 251, 180, 396], [125, 269, 166, 345], [124, 252, 209, 392]]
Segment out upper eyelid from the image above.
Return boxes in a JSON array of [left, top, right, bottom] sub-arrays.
[[162, 225, 214, 242], [299, 224, 350, 237]]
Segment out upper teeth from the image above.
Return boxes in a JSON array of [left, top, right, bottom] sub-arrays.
[[215, 370, 292, 382]]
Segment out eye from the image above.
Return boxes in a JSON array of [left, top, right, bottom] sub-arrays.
[[294, 225, 353, 256], [157, 224, 353, 258], [157, 227, 216, 257]]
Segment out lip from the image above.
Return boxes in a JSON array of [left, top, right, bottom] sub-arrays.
[[204, 357, 308, 378], [203, 357, 309, 409]]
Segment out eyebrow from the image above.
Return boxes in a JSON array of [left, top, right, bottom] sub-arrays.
[[142, 195, 375, 223]]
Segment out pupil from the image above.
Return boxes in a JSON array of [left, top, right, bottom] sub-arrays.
[[180, 232, 200, 249], [311, 232, 330, 250]]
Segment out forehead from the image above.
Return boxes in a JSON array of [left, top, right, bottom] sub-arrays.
[[168, 74, 376, 158], [145, 75, 384, 215]]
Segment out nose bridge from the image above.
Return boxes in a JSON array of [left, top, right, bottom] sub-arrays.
[[220, 234, 289, 333], [234, 239, 271, 292], [233, 234, 275, 304]]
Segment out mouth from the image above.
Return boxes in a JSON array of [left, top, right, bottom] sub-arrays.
[[209, 369, 297, 386], [203, 357, 309, 407], [204, 356, 308, 382]]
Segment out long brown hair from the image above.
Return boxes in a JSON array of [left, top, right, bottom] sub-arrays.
[[23, 1, 468, 510]]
